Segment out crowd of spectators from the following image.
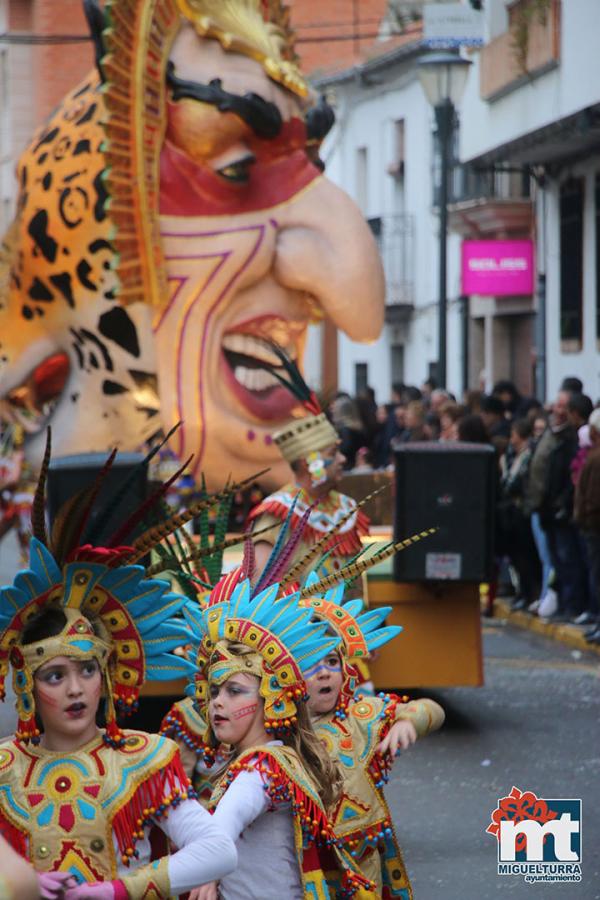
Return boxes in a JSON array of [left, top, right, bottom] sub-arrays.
[[329, 375, 600, 644]]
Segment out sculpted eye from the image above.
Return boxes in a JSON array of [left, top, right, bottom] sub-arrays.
[[216, 154, 256, 184]]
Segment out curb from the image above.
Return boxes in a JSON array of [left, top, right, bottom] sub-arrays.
[[492, 598, 600, 656]]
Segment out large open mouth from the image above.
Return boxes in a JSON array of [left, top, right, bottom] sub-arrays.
[[318, 686, 333, 696], [221, 317, 304, 421], [1, 353, 70, 436], [65, 701, 87, 718]]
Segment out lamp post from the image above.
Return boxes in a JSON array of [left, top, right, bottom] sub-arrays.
[[418, 51, 471, 389]]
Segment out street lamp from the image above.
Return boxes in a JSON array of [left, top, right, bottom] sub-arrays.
[[418, 50, 471, 389]]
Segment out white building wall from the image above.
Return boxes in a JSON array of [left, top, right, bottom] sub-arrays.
[[459, 0, 600, 403], [544, 163, 600, 402], [318, 63, 465, 405], [461, 0, 600, 165]]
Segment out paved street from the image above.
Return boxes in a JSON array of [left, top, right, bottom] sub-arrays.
[[388, 619, 600, 899]]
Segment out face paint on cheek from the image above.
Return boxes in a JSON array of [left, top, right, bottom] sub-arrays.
[[36, 686, 61, 708], [232, 702, 259, 721], [304, 661, 341, 679]]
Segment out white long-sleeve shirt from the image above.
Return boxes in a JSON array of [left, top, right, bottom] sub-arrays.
[[116, 798, 237, 897], [211, 756, 303, 900]]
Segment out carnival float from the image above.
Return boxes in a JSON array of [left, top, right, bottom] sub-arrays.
[[0, 0, 385, 537]]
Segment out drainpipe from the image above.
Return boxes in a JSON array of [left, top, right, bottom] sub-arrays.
[[534, 174, 547, 402]]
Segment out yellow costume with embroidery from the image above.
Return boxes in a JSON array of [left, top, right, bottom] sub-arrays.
[[0, 437, 243, 898], [0, 730, 186, 895], [297, 583, 444, 897], [181, 565, 377, 898], [314, 696, 444, 898], [209, 742, 376, 899]]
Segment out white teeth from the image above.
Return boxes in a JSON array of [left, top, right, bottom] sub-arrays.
[[233, 365, 281, 392], [222, 333, 295, 366]]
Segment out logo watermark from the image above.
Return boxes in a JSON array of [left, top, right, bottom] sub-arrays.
[[487, 786, 582, 884]]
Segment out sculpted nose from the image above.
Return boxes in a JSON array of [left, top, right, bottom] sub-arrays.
[[273, 177, 385, 342]]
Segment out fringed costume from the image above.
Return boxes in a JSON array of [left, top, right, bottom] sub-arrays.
[[248, 485, 370, 577], [182, 565, 377, 899], [0, 434, 240, 898], [300, 576, 445, 898], [247, 345, 373, 582]]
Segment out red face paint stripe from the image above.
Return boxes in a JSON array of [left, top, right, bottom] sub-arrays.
[[232, 703, 259, 720]]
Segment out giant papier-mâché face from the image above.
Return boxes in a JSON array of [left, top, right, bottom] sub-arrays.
[[0, 0, 384, 489]]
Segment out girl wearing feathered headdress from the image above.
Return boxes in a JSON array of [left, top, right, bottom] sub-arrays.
[[0, 436, 244, 899], [179, 562, 377, 900]]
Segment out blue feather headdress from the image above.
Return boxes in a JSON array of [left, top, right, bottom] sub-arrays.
[[0, 427, 266, 746], [298, 572, 403, 716], [183, 573, 340, 737]]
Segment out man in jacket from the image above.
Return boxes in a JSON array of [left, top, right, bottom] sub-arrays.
[[525, 390, 588, 619]]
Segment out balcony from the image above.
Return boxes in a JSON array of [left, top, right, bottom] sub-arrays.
[[480, 0, 561, 102], [447, 163, 534, 237], [367, 213, 415, 321]]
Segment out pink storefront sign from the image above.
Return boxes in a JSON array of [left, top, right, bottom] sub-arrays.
[[461, 240, 534, 296]]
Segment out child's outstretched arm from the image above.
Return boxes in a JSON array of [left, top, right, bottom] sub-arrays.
[[394, 698, 445, 737], [376, 697, 444, 756]]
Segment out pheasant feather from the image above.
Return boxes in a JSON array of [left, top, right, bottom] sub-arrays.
[[125, 469, 269, 563], [252, 492, 299, 595], [299, 527, 438, 598], [259, 502, 314, 590], [31, 427, 51, 546], [145, 525, 275, 578], [87, 421, 182, 543], [106, 454, 192, 547], [49, 449, 118, 563], [261, 343, 322, 415]]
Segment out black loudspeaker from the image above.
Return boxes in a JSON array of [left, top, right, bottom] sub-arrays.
[[47, 453, 148, 546], [393, 442, 496, 582]]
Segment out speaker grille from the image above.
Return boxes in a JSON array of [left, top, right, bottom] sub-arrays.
[[393, 442, 496, 582]]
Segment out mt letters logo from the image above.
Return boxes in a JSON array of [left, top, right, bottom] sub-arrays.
[[487, 786, 582, 884]]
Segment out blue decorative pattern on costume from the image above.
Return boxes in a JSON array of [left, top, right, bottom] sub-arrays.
[[102, 735, 174, 810]]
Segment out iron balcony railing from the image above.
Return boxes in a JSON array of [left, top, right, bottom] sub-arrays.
[[367, 212, 415, 307]]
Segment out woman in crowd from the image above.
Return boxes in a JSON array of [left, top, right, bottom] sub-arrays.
[[498, 418, 540, 609]]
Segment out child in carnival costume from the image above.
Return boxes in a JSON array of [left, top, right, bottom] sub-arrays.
[[180, 543, 378, 900], [158, 493, 247, 801], [248, 346, 372, 584], [0, 436, 239, 899], [297, 566, 445, 899]]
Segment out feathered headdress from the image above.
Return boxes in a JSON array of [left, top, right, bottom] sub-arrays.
[[299, 574, 402, 717], [176, 508, 437, 741], [183, 575, 340, 741], [0, 429, 262, 746], [264, 344, 339, 464]]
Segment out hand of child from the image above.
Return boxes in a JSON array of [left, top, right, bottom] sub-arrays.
[[189, 881, 218, 900], [377, 719, 417, 757], [38, 872, 77, 899]]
